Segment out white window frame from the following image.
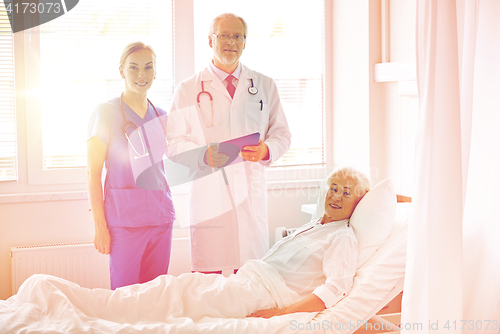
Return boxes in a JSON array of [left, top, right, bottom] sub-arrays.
[[24, 25, 87, 185], [18, 0, 332, 189]]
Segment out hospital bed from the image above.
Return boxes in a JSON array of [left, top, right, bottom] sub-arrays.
[[0, 179, 410, 334]]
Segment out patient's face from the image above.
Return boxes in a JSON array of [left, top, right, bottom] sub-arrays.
[[322, 175, 365, 224]]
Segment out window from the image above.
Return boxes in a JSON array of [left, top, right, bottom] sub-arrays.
[[0, 1, 16, 182], [24, 0, 173, 184], [193, 0, 325, 168], [14, 1, 329, 187]]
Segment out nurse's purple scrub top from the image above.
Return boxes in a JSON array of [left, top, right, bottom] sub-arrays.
[[87, 97, 175, 227]]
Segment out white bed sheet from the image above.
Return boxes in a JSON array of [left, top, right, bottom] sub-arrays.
[[0, 259, 317, 334]]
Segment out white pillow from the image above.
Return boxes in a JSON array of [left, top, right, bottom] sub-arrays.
[[349, 178, 397, 268]]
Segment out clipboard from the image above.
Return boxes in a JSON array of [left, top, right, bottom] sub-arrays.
[[217, 132, 260, 168]]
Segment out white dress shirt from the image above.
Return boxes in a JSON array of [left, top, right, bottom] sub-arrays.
[[262, 219, 358, 308], [209, 61, 242, 87]]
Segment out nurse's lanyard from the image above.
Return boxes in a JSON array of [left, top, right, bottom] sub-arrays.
[[120, 93, 164, 159]]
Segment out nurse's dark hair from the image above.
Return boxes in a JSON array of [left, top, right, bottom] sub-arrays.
[[209, 13, 248, 37], [119, 41, 156, 68], [325, 166, 371, 197]]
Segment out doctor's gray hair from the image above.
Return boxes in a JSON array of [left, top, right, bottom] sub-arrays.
[[209, 13, 248, 37], [119, 41, 156, 68], [326, 166, 371, 197]]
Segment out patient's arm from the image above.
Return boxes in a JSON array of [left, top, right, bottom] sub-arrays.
[[247, 293, 325, 318]]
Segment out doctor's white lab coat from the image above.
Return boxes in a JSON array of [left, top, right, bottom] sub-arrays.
[[167, 64, 291, 271]]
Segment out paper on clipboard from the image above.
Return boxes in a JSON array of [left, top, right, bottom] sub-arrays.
[[217, 132, 260, 167]]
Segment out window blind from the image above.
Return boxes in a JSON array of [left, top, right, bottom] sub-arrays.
[[37, 0, 173, 169], [193, 0, 325, 168], [0, 1, 16, 181]]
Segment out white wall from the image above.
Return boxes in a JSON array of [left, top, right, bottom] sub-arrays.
[[384, 0, 418, 196], [0, 199, 94, 299], [331, 0, 372, 174], [389, 0, 417, 62], [329, 0, 396, 186]]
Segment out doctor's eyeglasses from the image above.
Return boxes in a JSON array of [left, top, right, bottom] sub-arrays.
[[211, 34, 246, 43]]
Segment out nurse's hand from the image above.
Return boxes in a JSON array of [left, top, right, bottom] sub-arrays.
[[241, 140, 269, 162], [94, 224, 111, 255], [204, 144, 229, 168]]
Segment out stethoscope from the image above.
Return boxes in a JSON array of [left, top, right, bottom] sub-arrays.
[[197, 78, 259, 128], [120, 94, 164, 159]]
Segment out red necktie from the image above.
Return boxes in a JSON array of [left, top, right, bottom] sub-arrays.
[[225, 75, 236, 98]]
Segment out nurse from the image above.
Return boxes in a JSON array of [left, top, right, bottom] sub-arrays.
[[167, 13, 292, 275], [86, 42, 175, 289]]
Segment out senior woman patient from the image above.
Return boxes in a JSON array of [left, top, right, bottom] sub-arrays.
[[249, 166, 369, 318], [11, 167, 369, 322]]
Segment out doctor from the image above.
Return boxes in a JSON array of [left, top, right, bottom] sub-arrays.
[[167, 13, 291, 275]]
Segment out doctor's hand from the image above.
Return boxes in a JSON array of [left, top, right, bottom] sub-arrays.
[[240, 140, 269, 162], [94, 224, 111, 255], [204, 144, 229, 168]]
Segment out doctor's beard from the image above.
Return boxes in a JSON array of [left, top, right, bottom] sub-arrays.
[[217, 53, 239, 67]]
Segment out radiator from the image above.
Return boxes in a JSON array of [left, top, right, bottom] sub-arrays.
[[10, 237, 191, 294]]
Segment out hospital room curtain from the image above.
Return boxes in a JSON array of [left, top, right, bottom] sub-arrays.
[[402, 0, 500, 333]]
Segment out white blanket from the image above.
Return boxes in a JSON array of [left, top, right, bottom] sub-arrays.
[[0, 260, 318, 334]]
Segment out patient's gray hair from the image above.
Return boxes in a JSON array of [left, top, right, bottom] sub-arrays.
[[326, 166, 371, 196]]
